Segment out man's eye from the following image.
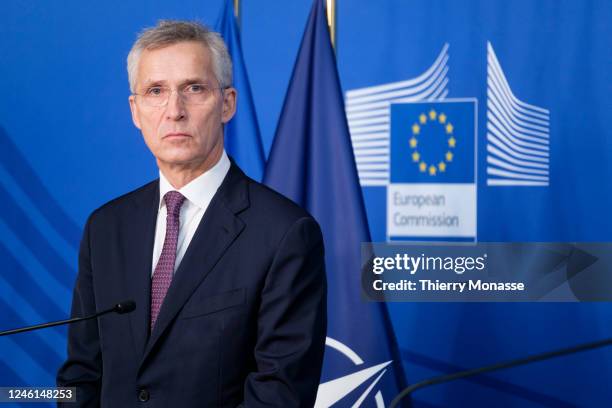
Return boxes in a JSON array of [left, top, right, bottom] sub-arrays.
[[146, 87, 164, 96], [186, 84, 205, 93]]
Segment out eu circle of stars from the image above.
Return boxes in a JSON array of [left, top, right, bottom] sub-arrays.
[[409, 109, 457, 176], [390, 101, 475, 184]]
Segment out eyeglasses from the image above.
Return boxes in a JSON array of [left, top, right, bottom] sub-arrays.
[[133, 83, 225, 107]]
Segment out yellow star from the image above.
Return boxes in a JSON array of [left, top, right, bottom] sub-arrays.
[[419, 113, 427, 124], [438, 113, 447, 124], [419, 162, 427, 172], [412, 123, 420, 135], [445, 151, 453, 162], [429, 109, 437, 120], [446, 123, 454, 134], [448, 137, 456, 148], [412, 151, 420, 162], [429, 165, 437, 176], [409, 137, 418, 148], [438, 161, 446, 172]]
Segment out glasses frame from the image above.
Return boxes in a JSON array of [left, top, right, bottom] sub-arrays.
[[133, 83, 228, 107]]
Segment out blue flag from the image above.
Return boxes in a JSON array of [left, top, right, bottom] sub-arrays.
[[216, 0, 265, 181], [264, 0, 407, 405]]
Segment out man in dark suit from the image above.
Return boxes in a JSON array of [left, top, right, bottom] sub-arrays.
[[57, 20, 327, 407]]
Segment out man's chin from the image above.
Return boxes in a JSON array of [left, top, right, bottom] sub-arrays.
[[157, 154, 195, 166], [154, 145, 221, 172], [156, 153, 210, 169]]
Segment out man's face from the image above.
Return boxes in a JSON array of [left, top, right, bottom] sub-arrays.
[[129, 41, 236, 170]]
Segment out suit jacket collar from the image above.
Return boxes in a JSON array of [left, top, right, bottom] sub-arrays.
[[123, 180, 158, 364], [125, 162, 250, 371]]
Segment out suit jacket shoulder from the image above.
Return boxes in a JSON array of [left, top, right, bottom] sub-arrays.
[[219, 165, 322, 250], [86, 180, 159, 225]]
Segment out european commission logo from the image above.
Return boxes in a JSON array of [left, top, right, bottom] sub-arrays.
[[388, 100, 477, 241], [345, 42, 550, 241]]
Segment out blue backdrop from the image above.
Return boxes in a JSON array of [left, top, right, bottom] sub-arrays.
[[1, 1, 611, 407]]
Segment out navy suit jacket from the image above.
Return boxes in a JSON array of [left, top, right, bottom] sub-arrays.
[[57, 163, 327, 407]]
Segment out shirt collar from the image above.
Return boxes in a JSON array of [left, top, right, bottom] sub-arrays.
[[158, 150, 231, 210]]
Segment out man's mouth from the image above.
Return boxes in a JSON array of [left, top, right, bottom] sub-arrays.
[[163, 132, 191, 139]]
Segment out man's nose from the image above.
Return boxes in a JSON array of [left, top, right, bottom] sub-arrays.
[[165, 90, 187, 121]]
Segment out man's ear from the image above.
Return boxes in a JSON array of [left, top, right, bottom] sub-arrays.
[[129, 95, 142, 130], [221, 87, 237, 124]]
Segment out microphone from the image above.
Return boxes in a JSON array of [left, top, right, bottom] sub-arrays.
[[0, 301, 136, 337], [389, 337, 612, 408], [113, 300, 136, 314]]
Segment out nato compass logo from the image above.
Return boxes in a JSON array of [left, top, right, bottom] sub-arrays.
[[315, 337, 392, 407]]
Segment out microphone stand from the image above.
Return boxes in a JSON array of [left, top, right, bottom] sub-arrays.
[[390, 337, 612, 408], [0, 301, 136, 337]]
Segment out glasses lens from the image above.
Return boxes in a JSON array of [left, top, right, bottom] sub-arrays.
[[137, 85, 217, 106], [182, 84, 213, 105], [139, 87, 169, 107]]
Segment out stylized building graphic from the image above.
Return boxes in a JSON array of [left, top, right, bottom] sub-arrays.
[[345, 44, 450, 186], [486, 42, 551, 186]]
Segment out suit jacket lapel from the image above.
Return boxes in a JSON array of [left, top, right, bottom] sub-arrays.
[[140, 163, 250, 369], [122, 181, 159, 361]]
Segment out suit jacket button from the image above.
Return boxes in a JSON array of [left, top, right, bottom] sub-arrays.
[[138, 389, 150, 402]]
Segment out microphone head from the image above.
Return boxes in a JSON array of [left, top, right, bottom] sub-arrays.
[[114, 301, 136, 314]]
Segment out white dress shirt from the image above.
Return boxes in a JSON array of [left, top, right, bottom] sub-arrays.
[[151, 150, 231, 276]]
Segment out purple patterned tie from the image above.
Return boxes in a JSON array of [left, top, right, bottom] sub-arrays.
[[150, 191, 186, 331]]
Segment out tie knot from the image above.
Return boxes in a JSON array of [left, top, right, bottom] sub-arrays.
[[164, 191, 186, 216]]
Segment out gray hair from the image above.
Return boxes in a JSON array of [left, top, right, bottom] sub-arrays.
[[127, 20, 233, 93]]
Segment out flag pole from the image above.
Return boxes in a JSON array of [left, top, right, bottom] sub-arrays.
[[326, 0, 336, 50], [233, 0, 241, 29]]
